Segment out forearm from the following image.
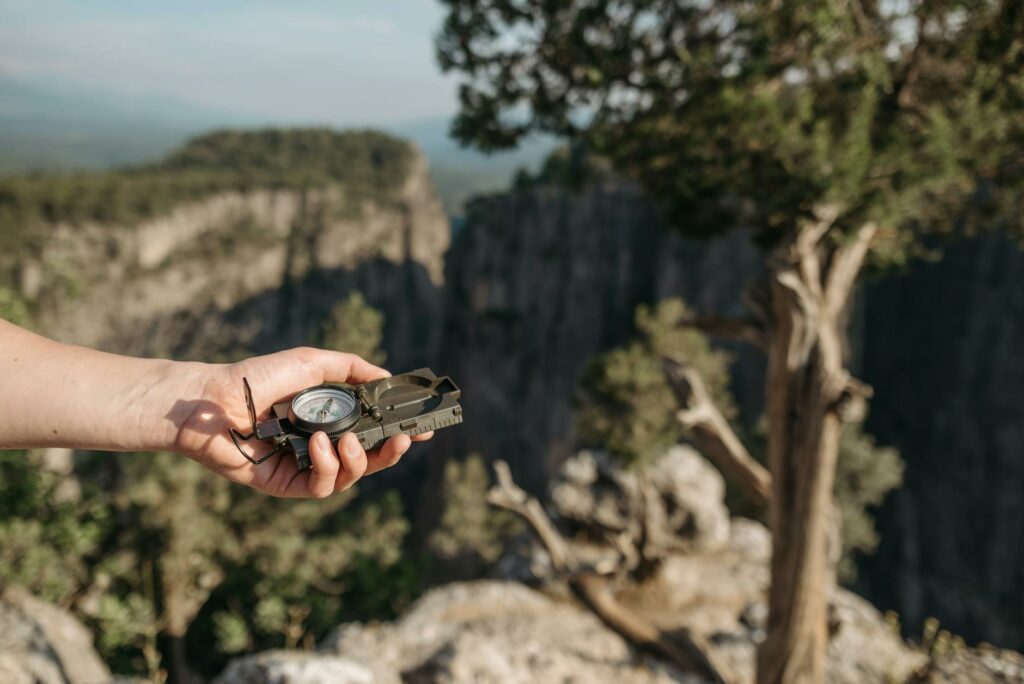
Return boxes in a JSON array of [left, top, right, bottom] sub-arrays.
[[0, 319, 206, 452]]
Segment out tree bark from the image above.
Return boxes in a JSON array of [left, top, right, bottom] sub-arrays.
[[756, 217, 875, 684], [663, 358, 772, 509]]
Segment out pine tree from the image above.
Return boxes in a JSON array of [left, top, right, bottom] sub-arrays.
[[437, 3, 1023, 681]]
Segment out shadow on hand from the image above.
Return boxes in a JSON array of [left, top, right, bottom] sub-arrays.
[[165, 398, 239, 455]]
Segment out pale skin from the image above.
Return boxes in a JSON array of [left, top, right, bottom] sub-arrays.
[[0, 318, 432, 498]]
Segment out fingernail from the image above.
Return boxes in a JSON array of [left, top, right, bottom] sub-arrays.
[[343, 434, 361, 459], [317, 432, 330, 449]]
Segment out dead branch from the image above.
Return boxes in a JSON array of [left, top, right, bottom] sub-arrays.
[[487, 460, 578, 574], [487, 460, 739, 684], [678, 314, 767, 349], [663, 359, 772, 509]]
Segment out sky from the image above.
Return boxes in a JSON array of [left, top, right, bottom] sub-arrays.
[[0, 0, 459, 126]]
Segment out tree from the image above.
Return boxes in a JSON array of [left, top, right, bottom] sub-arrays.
[[318, 291, 387, 366], [578, 298, 904, 579], [437, 2, 1022, 682]]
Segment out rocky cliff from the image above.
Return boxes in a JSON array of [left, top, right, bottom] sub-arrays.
[[9, 132, 449, 373], [861, 232, 1024, 650], [440, 177, 1024, 652], [439, 177, 764, 491]]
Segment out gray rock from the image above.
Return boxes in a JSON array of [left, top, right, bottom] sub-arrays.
[[549, 447, 730, 573], [214, 651, 373, 684], [911, 646, 1024, 683], [322, 580, 698, 684], [0, 587, 111, 684]]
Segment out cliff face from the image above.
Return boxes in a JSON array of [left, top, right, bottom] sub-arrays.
[[861, 233, 1024, 649], [440, 179, 764, 490], [441, 180, 1024, 651], [16, 152, 449, 372]]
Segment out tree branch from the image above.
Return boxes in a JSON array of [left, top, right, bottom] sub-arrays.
[[487, 460, 578, 574], [824, 222, 877, 316], [487, 460, 739, 684], [663, 359, 772, 509], [678, 314, 767, 349], [795, 204, 842, 301]]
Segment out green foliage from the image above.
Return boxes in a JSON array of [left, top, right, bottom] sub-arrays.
[[318, 291, 387, 365], [438, 0, 1023, 254], [575, 298, 903, 580], [0, 287, 30, 326], [429, 454, 522, 564], [0, 128, 415, 259], [0, 295, 421, 678], [575, 298, 733, 468], [835, 424, 904, 582], [0, 451, 108, 602]]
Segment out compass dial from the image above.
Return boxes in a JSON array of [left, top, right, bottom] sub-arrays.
[[288, 385, 360, 435]]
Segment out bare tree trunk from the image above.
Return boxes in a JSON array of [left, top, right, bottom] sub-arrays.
[[756, 216, 875, 684]]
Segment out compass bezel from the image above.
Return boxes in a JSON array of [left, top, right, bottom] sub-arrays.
[[287, 384, 361, 435]]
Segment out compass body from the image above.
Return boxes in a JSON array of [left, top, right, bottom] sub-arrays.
[[231, 368, 463, 473]]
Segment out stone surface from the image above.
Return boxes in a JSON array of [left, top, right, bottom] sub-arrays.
[[321, 580, 696, 684], [910, 646, 1024, 683], [550, 447, 730, 571], [17, 148, 449, 375], [214, 651, 373, 684], [0, 586, 111, 684], [861, 231, 1024, 650]]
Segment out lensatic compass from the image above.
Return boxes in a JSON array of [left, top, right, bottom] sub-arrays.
[[230, 368, 463, 471]]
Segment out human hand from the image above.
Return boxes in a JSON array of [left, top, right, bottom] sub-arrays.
[[171, 347, 433, 498]]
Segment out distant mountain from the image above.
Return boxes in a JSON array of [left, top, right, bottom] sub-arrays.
[[0, 78, 553, 215], [0, 76, 244, 172]]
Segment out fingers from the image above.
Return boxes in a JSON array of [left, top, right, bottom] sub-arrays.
[[365, 434, 412, 476], [306, 349, 390, 385], [333, 432, 368, 492], [411, 430, 434, 443], [306, 432, 340, 499]]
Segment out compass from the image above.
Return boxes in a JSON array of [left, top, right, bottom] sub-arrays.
[[287, 385, 360, 434], [228, 368, 463, 472]]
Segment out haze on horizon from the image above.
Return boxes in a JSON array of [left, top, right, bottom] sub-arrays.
[[0, 0, 458, 127]]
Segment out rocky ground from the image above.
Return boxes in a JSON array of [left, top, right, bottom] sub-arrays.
[[5, 446, 1023, 683]]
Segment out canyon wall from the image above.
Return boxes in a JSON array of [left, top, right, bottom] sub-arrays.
[[441, 179, 1024, 650], [16, 152, 449, 373], [860, 233, 1024, 649], [438, 178, 764, 491], [8, 135, 1022, 651]]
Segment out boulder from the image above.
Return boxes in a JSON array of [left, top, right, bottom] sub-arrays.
[[214, 651, 373, 684], [550, 447, 730, 573], [322, 581, 695, 684], [0, 587, 111, 684]]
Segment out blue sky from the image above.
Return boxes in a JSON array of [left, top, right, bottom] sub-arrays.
[[0, 0, 457, 125]]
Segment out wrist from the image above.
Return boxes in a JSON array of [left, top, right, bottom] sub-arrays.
[[131, 358, 212, 453]]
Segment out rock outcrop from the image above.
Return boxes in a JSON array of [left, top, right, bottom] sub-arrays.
[[0, 587, 110, 684], [17, 150, 449, 372], [215, 446, 934, 684], [441, 177, 1024, 651]]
